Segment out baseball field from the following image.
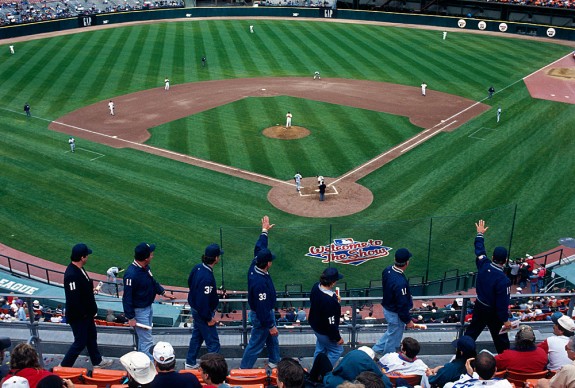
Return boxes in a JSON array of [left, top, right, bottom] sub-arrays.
[[0, 18, 574, 290]]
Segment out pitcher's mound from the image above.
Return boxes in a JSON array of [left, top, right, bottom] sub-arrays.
[[263, 125, 310, 139]]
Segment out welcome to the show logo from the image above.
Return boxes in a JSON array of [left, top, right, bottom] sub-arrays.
[[305, 238, 392, 266]]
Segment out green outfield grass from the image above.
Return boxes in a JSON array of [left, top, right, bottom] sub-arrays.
[[0, 19, 574, 290]]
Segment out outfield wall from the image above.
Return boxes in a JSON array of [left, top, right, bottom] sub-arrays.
[[1, 6, 574, 41]]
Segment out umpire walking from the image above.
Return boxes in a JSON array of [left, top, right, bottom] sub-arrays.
[[61, 243, 112, 368], [464, 220, 512, 354]]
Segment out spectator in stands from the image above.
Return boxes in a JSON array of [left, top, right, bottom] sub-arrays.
[[41, 309, 53, 323], [296, 307, 306, 322], [276, 358, 305, 388], [309, 267, 344, 368], [31, 301, 42, 321], [120, 351, 157, 388], [537, 336, 575, 388], [519, 262, 530, 288], [60, 243, 112, 369], [495, 325, 547, 373], [538, 312, 575, 371], [36, 375, 73, 388], [446, 352, 512, 388], [151, 342, 200, 388], [0, 343, 54, 387], [185, 243, 223, 369], [199, 353, 228, 388], [115, 313, 128, 324], [537, 266, 547, 290], [0, 337, 11, 380], [322, 347, 391, 388], [354, 371, 387, 388], [0, 298, 8, 310], [123, 242, 176, 359], [16, 301, 26, 321], [464, 220, 512, 354], [378, 337, 428, 377], [285, 308, 296, 322], [530, 269, 540, 294], [1, 376, 30, 387], [427, 335, 477, 388], [240, 216, 280, 370], [372, 248, 415, 356], [509, 260, 520, 285]]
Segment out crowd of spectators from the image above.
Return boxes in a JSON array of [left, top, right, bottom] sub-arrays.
[[0, 0, 184, 26], [478, 0, 575, 9]]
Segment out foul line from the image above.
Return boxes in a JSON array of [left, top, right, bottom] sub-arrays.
[[50, 119, 292, 187]]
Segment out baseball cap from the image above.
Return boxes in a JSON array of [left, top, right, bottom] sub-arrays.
[[558, 316, 575, 333], [322, 267, 343, 283], [120, 351, 157, 384], [551, 311, 564, 325], [2, 376, 29, 388], [358, 346, 375, 360], [516, 325, 535, 342], [492, 246, 508, 263], [204, 243, 223, 258], [153, 341, 175, 364], [33, 300, 40, 307], [452, 335, 476, 354], [71, 243, 92, 260], [395, 248, 412, 264], [134, 242, 155, 261], [255, 248, 275, 265]]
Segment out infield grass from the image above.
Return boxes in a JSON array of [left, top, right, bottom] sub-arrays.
[[0, 19, 574, 290]]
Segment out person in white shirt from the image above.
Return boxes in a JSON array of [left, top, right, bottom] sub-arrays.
[[446, 352, 513, 388], [538, 312, 575, 371], [379, 337, 428, 376]]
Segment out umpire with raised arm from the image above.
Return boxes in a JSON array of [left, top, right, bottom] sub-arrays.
[[464, 220, 512, 354]]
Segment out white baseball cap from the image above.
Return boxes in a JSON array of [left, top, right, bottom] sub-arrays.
[[120, 351, 157, 384], [153, 341, 175, 364], [2, 376, 30, 388], [358, 346, 375, 360], [558, 316, 575, 333]]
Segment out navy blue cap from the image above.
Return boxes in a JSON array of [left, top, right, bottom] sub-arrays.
[[135, 242, 155, 261], [255, 248, 275, 265], [205, 243, 223, 258], [71, 243, 92, 260], [451, 335, 476, 353], [493, 246, 508, 263], [395, 248, 412, 264], [551, 311, 564, 325], [322, 267, 344, 283]]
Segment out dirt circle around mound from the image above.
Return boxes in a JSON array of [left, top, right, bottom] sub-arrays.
[[267, 177, 374, 218], [262, 125, 310, 139]]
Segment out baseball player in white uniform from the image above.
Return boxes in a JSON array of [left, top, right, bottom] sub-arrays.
[[314, 71, 321, 80], [9, 45, 14, 55], [294, 172, 302, 192], [164, 77, 170, 91], [108, 100, 115, 115], [421, 82, 427, 96], [497, 107, 502, 123], [68, 137, 75, 153], [250, 25, 254, 33], [286, 111, 292, 128], [317, 175, 324, 185], [105, 266, 124, 294], [442, 31, 447, 40]]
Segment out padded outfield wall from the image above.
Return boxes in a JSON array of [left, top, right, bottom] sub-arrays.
[[0, 6, 574, 41]]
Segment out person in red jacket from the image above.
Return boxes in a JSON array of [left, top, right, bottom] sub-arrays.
[[495, 325, 548, 373], [1, 343, 53, 388]]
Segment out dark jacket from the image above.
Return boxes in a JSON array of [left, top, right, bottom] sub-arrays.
[[247, 232, 277, 328], [474, 233, 511, 322], [308, 282, 341, 342], [381, 265, 413, 324], [122, 261, 165, 320], [64, 263, 97, 323], [323, 350, 391, 388], [187, 263, 219, 322]]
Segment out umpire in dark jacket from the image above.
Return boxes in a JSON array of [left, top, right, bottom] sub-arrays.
[[464, 220, 512, 354], [61, 243, 112, 368]]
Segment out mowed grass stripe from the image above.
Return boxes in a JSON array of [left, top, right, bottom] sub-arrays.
[[218, 22, 256, 77], [248, 22, 285, 74], [256, 23, 310, 76], [118, 26, 152, 91]]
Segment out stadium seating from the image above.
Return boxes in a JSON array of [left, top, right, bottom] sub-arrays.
[[179, 368, 204, 383], [83, 369, 127, 387], [506, 370, 550, 386], [385, 373, 422, 387], [52, 366, 88, 384], [227, 368, 269, 385]]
